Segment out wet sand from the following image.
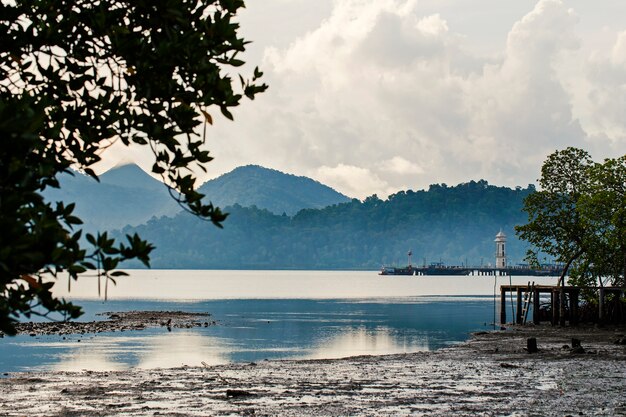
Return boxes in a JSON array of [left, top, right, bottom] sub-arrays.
[[1, 322, 626, 416], [11, 311, 215, 336]]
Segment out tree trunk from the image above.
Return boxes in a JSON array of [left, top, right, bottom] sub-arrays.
[[558, 249, 584, 287]]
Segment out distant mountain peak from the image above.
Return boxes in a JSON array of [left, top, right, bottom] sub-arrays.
[[198, 165, 350, 215], [100, 163, 164, 191]]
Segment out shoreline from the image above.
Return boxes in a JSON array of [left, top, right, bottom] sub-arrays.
[[10, 310, 215, 336], [1, 323, 625, 416]]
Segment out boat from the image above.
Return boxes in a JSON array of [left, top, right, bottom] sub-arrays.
[[379, 265, 414, 276], [379, 250, 415, 275]]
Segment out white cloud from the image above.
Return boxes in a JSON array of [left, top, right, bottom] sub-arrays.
[[378, 156, 423, 175], [576, 30, 626, 146], [316, 164, 390, 199], [98, 0, 626, 199], [256, 0, 601, 195], [612, 31, 626, 65]]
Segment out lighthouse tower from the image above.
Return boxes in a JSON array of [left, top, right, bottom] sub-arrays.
[[495, 230, 507, 269]]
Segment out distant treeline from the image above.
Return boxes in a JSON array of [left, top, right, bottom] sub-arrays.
[[117, 180, 536, 270]]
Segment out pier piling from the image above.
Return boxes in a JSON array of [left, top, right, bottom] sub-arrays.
[[499, 284, 626, 326]]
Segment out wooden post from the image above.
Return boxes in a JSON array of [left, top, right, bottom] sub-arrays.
[[598, 288, 605, 324], [569, 289, 579, 326], [533, 287, 540, 324], [500, 287, 507, 324], [551, 289, 559, 326], [559, 287, 566, 326], [619, 290, 626, 324], [516, 287, 523, 324]]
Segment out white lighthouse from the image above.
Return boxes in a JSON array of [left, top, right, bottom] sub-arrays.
[[495, 230, 507, 269]]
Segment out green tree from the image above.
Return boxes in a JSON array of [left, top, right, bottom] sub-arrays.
[[515, 147, 593, 286], [516, 148, 626, 289], [0, 0, 266, 334], [576, 156, 626, 286]]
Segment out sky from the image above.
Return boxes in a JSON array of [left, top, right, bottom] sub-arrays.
[[101, 0, 626, 199]]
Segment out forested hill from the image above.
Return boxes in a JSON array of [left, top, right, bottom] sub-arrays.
[[42, 164, 181, 233], [198, 165, 351, 215], [118, 180, 536, 270], [43, 164, 350, 232]]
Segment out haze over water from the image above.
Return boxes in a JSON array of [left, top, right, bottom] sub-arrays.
[[52, 270, 555, 300], [1, 271, 557, 373]]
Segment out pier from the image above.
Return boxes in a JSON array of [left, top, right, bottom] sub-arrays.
[[499, 283, 626, 326], [409, 266, 562, 276], [381, 231, 564, 277]]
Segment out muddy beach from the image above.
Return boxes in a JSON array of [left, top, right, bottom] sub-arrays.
[[9, 311, 215, 337], [1, 322, 625, 416]]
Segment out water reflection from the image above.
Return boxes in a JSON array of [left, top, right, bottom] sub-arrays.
[[52, 339, 131, 372], [3, 270, 555, 372], [136, 331, 229, 368], [301, 327, 430, 360], [0, 297, 495, 372]]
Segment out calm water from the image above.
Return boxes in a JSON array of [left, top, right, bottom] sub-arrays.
[[0, 270, 556, 373]]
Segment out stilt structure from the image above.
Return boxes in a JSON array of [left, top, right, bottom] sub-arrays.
[[499, 285, 625, 325]]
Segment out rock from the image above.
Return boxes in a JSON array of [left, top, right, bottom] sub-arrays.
[[569, 338, 585, 353], [500, 363, 519, 369], [526, 337, 538, 354], [226, 389, 257, 398]]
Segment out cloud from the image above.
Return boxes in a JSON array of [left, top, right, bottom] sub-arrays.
[[577, 30, 626, 147], [460, 0, 587, 181], [316, 164, 390, 199], [378, 156, 424, 175], [98, 0, 626, 200], [257, 0, 603, 196]]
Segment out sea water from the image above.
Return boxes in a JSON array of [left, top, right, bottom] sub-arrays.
[[0, 270, 556, 373]]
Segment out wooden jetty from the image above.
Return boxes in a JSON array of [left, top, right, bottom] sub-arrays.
[[500, 283, 626, 326]]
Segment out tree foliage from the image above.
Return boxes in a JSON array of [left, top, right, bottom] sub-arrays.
[[118, 180, 535, 270], [0, 0, 266, 334], [516, 147, 626, 288]]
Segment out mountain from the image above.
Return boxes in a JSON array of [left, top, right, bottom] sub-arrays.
[[98, 164, 165, 192], [198, 165, 351, 216], [42, 164, 351, 233], [117, 180, 537, 270], [42, 164, 181, 233]]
